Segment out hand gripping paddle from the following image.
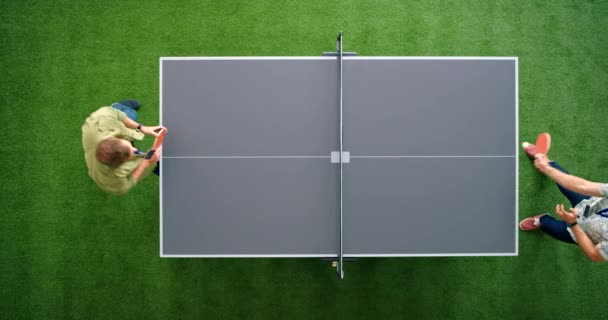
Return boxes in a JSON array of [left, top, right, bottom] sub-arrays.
[[144, 128, 167, 160]]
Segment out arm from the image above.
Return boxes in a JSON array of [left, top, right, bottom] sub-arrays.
[[130, 160, 155, 181], [130, 147, 162, 181], [122, 116, 165, 137], [535, 154, 604, 197], [571, 225, 605, 262], [122, 116, 139, 130], [555, 204, 605, 262]]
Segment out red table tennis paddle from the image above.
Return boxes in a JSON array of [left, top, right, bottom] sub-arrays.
[[152, 128, 167, 150], [145, 128, 167, 160], [535, 132, 551, 155]]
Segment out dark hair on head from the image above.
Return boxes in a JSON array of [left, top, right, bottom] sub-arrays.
[[96, 137, 131, 167]]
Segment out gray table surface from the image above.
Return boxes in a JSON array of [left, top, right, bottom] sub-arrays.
[[160, 57, 518, 257]]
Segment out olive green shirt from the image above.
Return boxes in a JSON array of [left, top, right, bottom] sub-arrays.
[[81, 107, 153, 195]]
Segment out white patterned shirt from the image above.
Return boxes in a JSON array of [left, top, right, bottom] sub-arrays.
[[567, 184, 608, 261]]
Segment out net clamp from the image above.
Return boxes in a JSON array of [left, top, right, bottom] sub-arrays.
[[331, 151, 350, 163]]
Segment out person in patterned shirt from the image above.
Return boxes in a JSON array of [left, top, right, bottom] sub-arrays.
[[519, 139, 607, 262], [82, 100, 165, 195]]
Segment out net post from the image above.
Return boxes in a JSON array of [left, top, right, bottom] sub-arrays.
[[337, 31, 344, 280]]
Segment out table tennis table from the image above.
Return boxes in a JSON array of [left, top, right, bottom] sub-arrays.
[[160, 34, 518, 278]]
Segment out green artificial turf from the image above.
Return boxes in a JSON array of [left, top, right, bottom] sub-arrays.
[[1, 0, 607, 319]]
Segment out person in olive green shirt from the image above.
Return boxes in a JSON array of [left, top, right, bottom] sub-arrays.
[[81, 100, 166, 195]]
